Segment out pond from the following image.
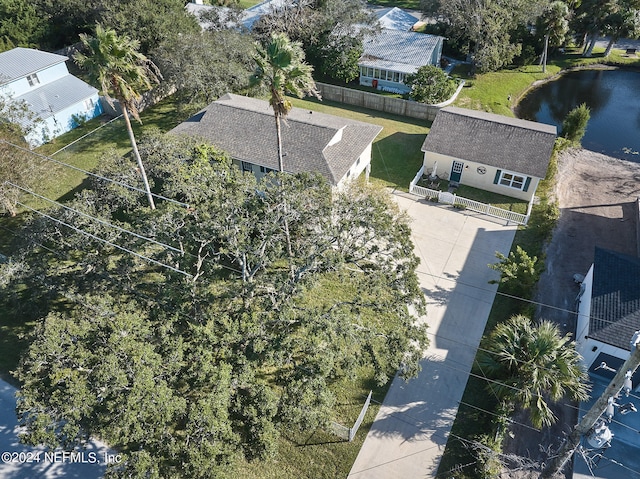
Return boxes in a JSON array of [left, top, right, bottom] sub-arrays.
[[516, 69, 640, 161]]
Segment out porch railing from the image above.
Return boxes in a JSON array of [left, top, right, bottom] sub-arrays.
[[408, 166, 529, 225]]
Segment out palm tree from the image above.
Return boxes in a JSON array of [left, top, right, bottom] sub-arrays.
[[74, 25, 160, 209], [477, 315, 589, 429], [250, 33, 319, 261], [250, 32, 320, 173]]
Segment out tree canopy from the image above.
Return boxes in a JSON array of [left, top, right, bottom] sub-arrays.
[[9, 133, 428, 478], [251, 0, 376, 83], [29, 0, 199, 53], [404, 65, 457, 104], [152, 30, 255, 112], [476, 315, 589, 428]]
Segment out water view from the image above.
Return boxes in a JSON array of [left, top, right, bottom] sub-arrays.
[[516, 69, 640, 161]]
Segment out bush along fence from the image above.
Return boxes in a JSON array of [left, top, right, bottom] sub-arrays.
[[316, 82, 461, 122], [409, 166, 530, 226]]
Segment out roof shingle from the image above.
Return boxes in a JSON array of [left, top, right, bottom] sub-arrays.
[[588, 247, 640, 351], [170, 93, 382, 185], [421, 106, 557, 178]]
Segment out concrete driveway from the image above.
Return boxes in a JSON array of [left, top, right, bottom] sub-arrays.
[[348, 192, 517, 478], [0, 379, 110, 479]]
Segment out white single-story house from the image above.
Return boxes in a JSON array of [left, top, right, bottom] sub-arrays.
[[0, 47, 103, 146], [373, 7, 419, 31], [420, 107, 557, 202], [359, 30, 444, 94], [575, 247, 640, 387], [170, 93, 382, 188]]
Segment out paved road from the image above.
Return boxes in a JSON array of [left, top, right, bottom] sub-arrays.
[[348, 192, 517, 478], [0, 379, 110, 479]]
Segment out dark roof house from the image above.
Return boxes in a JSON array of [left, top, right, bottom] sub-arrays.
[[170, 93, 382, 186], [584, 247, 640, 351], [419, 106, 557, 202]]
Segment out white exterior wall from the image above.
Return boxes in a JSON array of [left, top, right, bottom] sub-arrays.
[[26, 92, 103, 146], [232, 142, 373, 190], [422, 151, 539, 202], [358, 67, 412, 93], [431, 38, 444, 65], [336, 143, 373, 189], [3, 62, 69, 97], [575, 265, 632, 370]]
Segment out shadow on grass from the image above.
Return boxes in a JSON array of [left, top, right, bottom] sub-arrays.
[[371, 131, 426, 188]]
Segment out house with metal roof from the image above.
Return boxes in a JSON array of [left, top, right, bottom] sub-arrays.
[[373, 7, 419, 31], [170, 93, 382, 187], [358, 30, 444, 94], [419, 106, 557, 202], [576, 247, 640, 373], [0, 47, 103, 146]]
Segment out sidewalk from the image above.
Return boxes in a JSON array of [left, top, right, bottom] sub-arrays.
[[0, 379, 110, 479], [348, 193, 517, 478]]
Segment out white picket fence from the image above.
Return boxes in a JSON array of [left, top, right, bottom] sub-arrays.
[[409, 166, 529, 225]]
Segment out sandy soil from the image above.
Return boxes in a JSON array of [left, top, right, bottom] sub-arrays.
[[500, 147, 640, 478]]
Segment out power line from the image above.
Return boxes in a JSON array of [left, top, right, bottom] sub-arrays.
[[416, 267, 624, 329], [48, 114, 123, 156], [15, 200, 192, 277], [7, 181, 183, 254], [1, 139, 189, 207]]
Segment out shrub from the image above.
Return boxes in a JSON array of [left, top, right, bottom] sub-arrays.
[[405, 65, 457, 104], [561, 103, 590, 144]]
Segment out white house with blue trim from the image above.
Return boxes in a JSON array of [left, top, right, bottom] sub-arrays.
[[420, 107, 557, 202], [0, 47, 103, 146], [359, 29, 444, 94]]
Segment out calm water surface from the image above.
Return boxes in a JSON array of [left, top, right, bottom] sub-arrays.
[[516, 69, 640, 161]]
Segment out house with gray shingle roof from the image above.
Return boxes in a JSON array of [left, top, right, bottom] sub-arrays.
[[419, 106, 557, 202], [576, 247, 640, 376], [359, 29, 444, 94], [0, 47, 103, 146], [170, 93, 382, 187]]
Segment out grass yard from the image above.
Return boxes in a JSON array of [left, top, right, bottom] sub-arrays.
[[233, 370, 387, 479], [238, 0, 262, 8], [290, 97, 430, 189], [27, 97, 188, 208], [452, 47, 640, 116]]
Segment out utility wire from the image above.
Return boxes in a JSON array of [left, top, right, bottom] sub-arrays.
[[15, 200, 192, 277], [7, 181, 183, 254], [416, 267, 624, 329], [48, 114, 123, 156], [1, 139, 189, 207]]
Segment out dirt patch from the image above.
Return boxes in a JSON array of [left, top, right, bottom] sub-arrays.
[[501, 147, 640, 477]]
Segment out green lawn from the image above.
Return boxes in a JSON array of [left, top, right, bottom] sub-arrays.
[[290, 97, 430, 189], [239, 0, 262, 8], [452, 47, 640, 116], [30, 97, 187, 207]]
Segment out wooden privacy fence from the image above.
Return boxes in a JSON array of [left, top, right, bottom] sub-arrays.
[[409, 166, 529, 225], [315, 80, 465, 122], [317, 83, 440, 121]]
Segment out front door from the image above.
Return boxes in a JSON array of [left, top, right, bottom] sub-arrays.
[[450, 160, 464, 183]]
